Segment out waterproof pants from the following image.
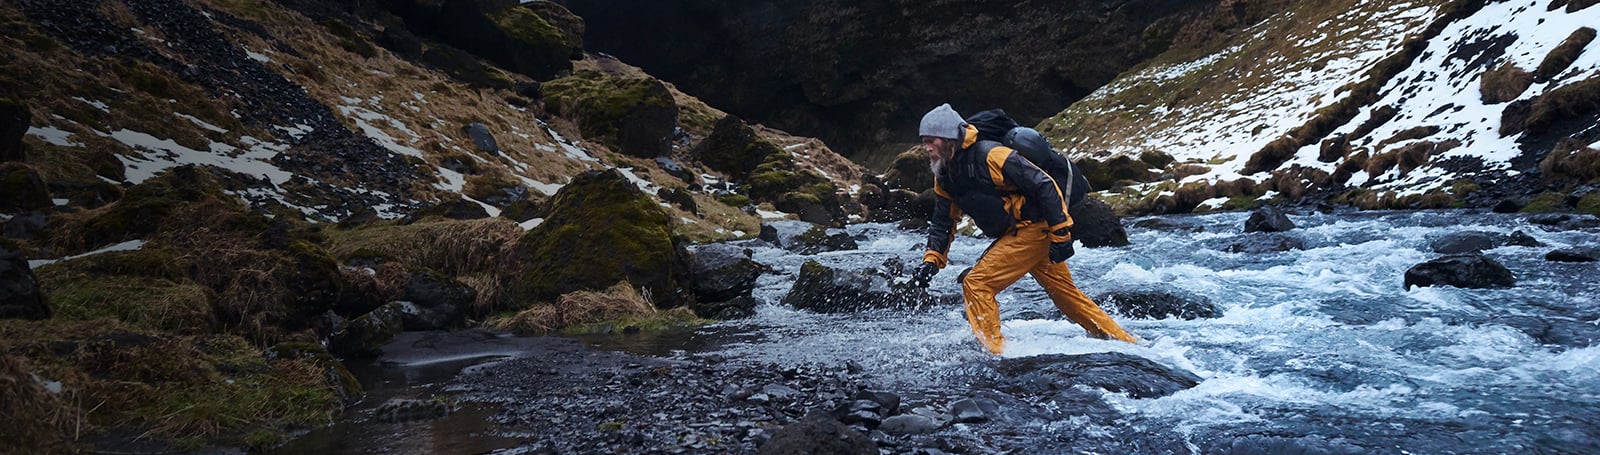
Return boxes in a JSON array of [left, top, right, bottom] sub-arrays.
[[961, 224, 1137, 354]]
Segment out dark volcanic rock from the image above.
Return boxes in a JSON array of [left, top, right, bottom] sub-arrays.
[[1507, 230, 1543, 247], [688, 244, 766, 319], [0, 95, 28, 163], [780, 261, 957, 313], [1546, 247, 1599, 262], [396, 270, 477, 330], [1244, 206, 1296, 233], [1430, 231, 1498, 254], [0, 246, 49, 320], [1070, 197, 1131, 247], [759, 411, 877, 455], [564, 0, 1219, 161], [991, 352, 1202, 399], [464, 122, 501, 154], [1223, 232, 1306, 254], [1403, 254, 1516, 289], [1096, 290, 1221, 320]]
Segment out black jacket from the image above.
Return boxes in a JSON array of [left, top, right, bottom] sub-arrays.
[[923, 124, 1072, 268]]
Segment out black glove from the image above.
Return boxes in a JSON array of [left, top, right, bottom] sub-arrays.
[[909, 262, 939, 289], [1049, 241, 1075, 263]]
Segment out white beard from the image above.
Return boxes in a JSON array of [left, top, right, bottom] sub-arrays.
[[929, 155, 944, 176]]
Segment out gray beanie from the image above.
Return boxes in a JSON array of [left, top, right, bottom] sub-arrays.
[[919, 103, 965, 139]]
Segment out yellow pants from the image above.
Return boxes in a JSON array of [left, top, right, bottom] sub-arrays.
[[961, 224, 1137, 354]]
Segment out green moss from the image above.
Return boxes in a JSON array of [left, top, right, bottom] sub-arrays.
[[541, 71, 677, 155], [1576, 193, 1600, 216], [491, 6, 579, 50], [317, 20, 377, 59], [1520, 192, 1569, 212], [511, 170, 685, 310], [35, 249, 215, 333], [563, 307, 708, 335], [715, 193, 750, 208]]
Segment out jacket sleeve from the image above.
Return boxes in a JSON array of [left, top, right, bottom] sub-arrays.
[[923, 181, 960, 268], [995, 148, 1072, 238]]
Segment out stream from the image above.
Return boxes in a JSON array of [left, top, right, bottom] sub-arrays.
[[281, 209, 1600, 454]]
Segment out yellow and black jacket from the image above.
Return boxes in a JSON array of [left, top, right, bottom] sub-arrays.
[[923, 124, 1072, 268]]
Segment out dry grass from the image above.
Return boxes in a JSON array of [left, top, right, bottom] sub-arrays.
[[325, 218, 524, 277], [1480, 62, 1534, 104], [1540, 138, 1600, 183], [485, 281, 658, 334], [0, 342, 79, 454], [1535, 27, 1596, 81], [1522, 75, 1600, 135]]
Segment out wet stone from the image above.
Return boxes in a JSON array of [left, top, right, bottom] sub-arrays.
[[879, 414, 939, 435], [950, 398, 998, 424]]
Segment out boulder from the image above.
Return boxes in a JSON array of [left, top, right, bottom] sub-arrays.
[[1223, 233, 1306, 254], [789, 224, 858, 255], [1244, 206, 1295, 232], [882, 148, 933, 192], [0, 95, 27, 162], [383, 0, 583, 81], [878, 414, 938, 435], [403, 198, 490, 224], [1546, 247, 1598, 262], [396, 269, 476, 330], [543, 71, 678, 158], [688, 244, 764, 303], [1069, 197, 1130, 247], [1096, 290, 1220, 320], [991, 352, 1202, 399], [0, 163, 51, 213], [463, 122, 500, 154], [1430, 231, 1498, 254], [693, 294, 758, 320], [693, 114, 781, 180], [1403, 254, 1516, 289], [949, 397, 999, 424], [0, 246, 48, 320], [757, 411, 876, 455], [509, 169, 694, 310], [780, 261, 958, 313], [328, 303, 404, 358], [1507, 230, 1543, 247]]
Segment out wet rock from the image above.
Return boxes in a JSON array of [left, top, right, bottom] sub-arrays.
[[789, 224, 858, 254], [780, 260, 957, 313], [1223, 232, 1306, 254], [464, 122, 500, 155], [949, 398, 998, 424], [544, 72, 678, 158], [1096, 290, 1220, 320], [1244, 206, 1296, 232], [1498, 315, 1600, 349], [328, 303, 403, 358], [758, 411, 876, 455], [373, 398, 451, 422], [991, 352, 1202, 399], [695, 295, 758, 320], [0, 246, 48, 320], [1070, 197, 1130, 247], [688, 244, 764, 310], [1507, 230, 1543, 247], [1131, 217, 1204, 232], [396, 270, 476, 330], [854, 390, 900, 416], [692, 114, 781, 180], [1546, 247, 1599, 262], [1528, 213, 1600, 230], [403, 198, 490, 223], [879, 414, 938, 435], [1403, 254, 1516, 289], [1430, 231, 1498, 254]]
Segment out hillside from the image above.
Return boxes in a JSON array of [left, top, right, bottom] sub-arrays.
[[1041, 0, 1600, 214]]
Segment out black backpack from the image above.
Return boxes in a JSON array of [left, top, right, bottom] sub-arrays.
[[965, 109, 1091, 208]]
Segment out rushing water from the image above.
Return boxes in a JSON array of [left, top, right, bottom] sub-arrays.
[[701, 210, 1600, 453]]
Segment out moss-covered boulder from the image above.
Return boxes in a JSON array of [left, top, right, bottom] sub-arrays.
[[55, 165, 252, 253], [34, 249, 213, 332], [0, 95, 28, 162], [0, 162, 51, 212], [882, 148, 934, 192], [507, 169, 694, 311], [543, 71, 679, 158], [692, 114, 782, 180], [746, 152, 845, 226], [329, 302, 403, 358], [1076, 155, 1159, 190], [489, 1, 585, 79]]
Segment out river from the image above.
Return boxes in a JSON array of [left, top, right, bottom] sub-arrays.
[[285, 209, 1600, 453]]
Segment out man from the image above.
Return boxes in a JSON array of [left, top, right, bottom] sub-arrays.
[[908, 103, 1136, 354]]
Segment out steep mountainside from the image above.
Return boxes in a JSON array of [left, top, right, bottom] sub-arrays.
[[1042, 0, 1600, 214], [564, 0, 1223, 168]]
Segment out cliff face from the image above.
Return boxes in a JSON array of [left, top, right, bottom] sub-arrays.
[[565, 0, 1219, 167]]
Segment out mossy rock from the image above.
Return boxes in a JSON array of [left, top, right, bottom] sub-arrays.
[[34, 248, 213, 332], [421, 45, 516, 90], [65, 165, 253, 252], [0, 162, 51, 212], [882, 149, 933, 192], [543, 71, 679, 158], [508, 169, 693, 311], [1076, 155, 1159, 190], [692, 114, 781, 180], [487, 1, 584, 80], [1577, 192, 1600, 216], [1520, 191, 1570, 213]]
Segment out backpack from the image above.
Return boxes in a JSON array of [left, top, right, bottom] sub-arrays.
[[965, 109, 1091, 208]]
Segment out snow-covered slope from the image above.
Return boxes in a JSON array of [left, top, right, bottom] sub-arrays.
[[1042, 0, 1600, 212]]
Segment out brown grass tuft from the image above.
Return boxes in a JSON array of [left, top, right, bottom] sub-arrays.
[[0, 341, 79, 454], [325, 218, 523, 277], [1522, 75, 1600, 135], [1480, 62, 1534, 104], [1535, 27, 1596, 81], [1540, 137, 1600, 183], [484, 281, 656, 334]]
